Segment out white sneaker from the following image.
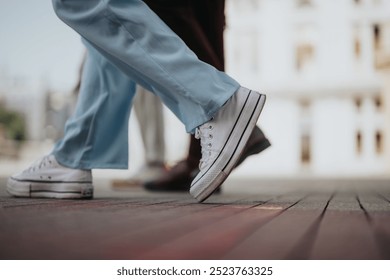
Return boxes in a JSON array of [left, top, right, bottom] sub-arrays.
[[7, 155, 93, 199], [190, 87, 266, 202]]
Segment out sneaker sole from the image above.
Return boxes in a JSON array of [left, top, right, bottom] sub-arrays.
[[7, 177, 93, 199], [190, 91, 266, 202]]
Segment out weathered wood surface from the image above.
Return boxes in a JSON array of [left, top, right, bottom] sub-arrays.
[[0, 177, 389, 259]]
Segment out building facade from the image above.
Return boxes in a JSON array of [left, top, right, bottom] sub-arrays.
[[225, 0, 390, 176]]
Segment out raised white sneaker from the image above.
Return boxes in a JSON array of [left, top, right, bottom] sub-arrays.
[[190, 87, 266, 202], [7, 155, 93, 199]]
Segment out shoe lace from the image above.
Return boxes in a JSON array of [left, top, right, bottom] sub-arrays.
[[195, 121, 214, 170], [27, 155, 54, 172]]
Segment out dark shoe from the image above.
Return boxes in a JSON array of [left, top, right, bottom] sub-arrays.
[[144, 162, 223, 193], [144, 160, 197, 192], [235, 125, 271, 168]]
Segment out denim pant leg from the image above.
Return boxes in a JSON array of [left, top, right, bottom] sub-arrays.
[[52, 0, 240, 133], [52, 40, 135, 169]]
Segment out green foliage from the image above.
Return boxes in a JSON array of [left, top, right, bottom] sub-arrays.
[[0, 105, 26, 141]]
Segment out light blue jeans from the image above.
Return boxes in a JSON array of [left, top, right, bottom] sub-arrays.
[[52, 0, 240, 169]]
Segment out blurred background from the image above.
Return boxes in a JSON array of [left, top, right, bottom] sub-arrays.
[[0, 0, 390, 180]]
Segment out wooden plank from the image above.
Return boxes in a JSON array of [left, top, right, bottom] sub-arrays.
[[1, 178, 389, 260], [136, 194, 306, 259], [356, 191, 390, 259], [310, 192, 382, 259], [224, 192, 332, 259], [0, 199, 221, 259], [101, 202, 269, 259], [368, 212, 390, 259]]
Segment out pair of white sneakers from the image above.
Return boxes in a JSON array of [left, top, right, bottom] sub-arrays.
[[7, 87, 266, 202]]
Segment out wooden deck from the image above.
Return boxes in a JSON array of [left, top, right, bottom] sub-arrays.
[[0, 177, 389, 260]]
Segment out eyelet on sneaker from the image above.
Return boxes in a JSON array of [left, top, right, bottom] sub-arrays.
[[208, 143, 212, 148], [209, 134, 213, 139], [209, 125, 213, 130]]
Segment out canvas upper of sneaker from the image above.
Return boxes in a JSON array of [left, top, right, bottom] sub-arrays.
[[194, 87, 253, 174], [190, 87, 266, 202], [11, 155, 92, 183]]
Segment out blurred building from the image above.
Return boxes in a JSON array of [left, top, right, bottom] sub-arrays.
[[225, 0, 390, 176], [0, 73, 73, 143]]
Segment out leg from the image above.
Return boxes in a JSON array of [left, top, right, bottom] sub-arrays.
[[144, 0, 270, 193], [8, 0, 266, 202], [7, 40, 136, 199], [143, 0, 224, 191], [144, 0, 224, 71], [193, 0, 226, 70], [53, 40, 135, 170], [52, 0, 239, 133], [53, 0, 266, 201]]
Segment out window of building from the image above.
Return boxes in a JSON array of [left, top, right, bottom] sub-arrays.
[[300, 99, 310, 111], [373, 95, 383, 111], [300, 100, 311, 166], [297, 0, 312, 7], [301, 134, 311, 165], [353, 25, 363, 62], [295, 44, 315, 72], [295, 24, 317, 73], [373, 24, 382, 51], [375, 131, 384, 154], [354, 37, 361, 59], [356, 131, 363, 155], [354, 96, 362, 111]]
